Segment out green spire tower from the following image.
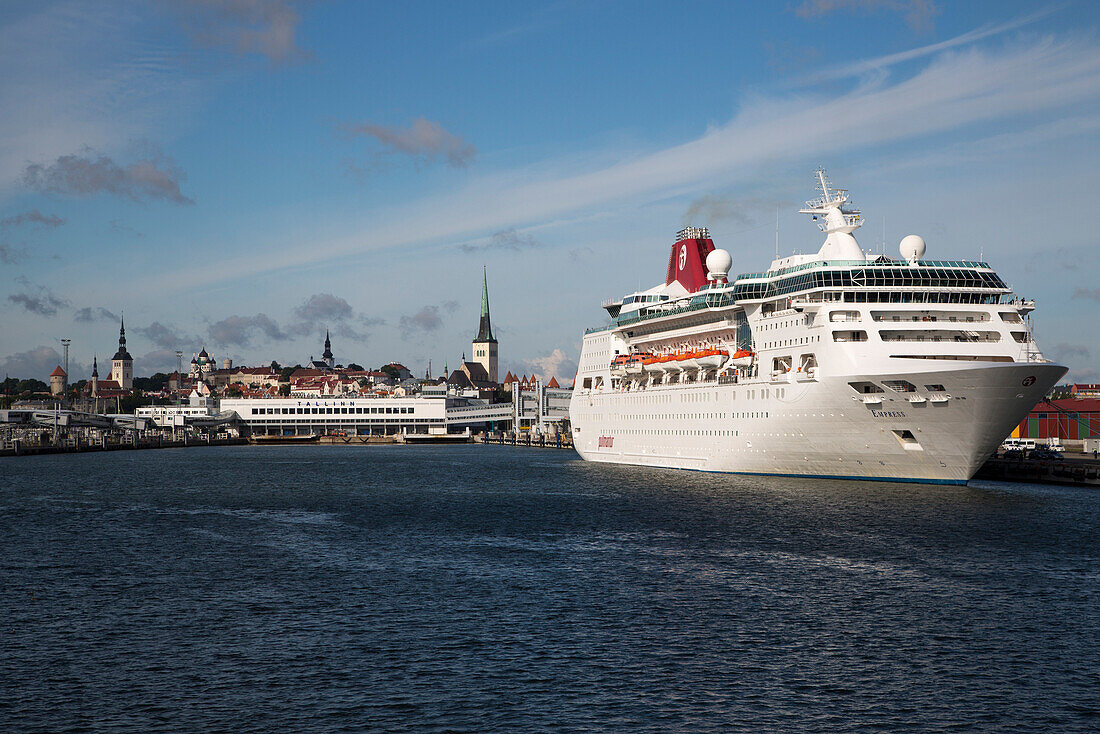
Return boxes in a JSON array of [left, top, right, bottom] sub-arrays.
[[471, 266, 498, 383]]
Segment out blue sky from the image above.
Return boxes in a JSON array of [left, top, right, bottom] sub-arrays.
[[2, 0, 1099, 384]]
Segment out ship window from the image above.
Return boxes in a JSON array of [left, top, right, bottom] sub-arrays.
[[848, 381, 884, 394], [892, 429, 922, 450], [924, 384, 946, 392], [882, 380, 917, 393]]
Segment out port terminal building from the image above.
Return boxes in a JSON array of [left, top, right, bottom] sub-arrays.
[[220, 379, 571, 437]]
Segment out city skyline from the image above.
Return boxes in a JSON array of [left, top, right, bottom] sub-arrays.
[[2, 0, 1099, 383]]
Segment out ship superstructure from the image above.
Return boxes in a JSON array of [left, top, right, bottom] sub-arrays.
[[569, 170, 1067, 484]]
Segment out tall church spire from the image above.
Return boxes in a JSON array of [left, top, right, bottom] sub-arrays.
[[111, 314, 133, 390], [322, 329, 334, 368], [471, 266, 499, 383], [476, 266, 496, 343], [112, 314, 131, 360]]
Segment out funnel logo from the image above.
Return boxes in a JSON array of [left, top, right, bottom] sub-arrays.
[[678, 244, 687, 271], [1021, 376, 1036, 387]]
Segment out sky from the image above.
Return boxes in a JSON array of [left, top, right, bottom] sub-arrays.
[[2, 0, 1099, 384]]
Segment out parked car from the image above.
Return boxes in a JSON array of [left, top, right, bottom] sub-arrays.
[[1028, 448, 1064, 461]]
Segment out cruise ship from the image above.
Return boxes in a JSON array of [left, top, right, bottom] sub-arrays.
[[569, 170, 1066, 484]]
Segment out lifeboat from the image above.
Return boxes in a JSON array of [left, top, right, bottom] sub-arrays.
[[694, 348, 729, 370], [730, 348, 755, 368], [624, 352, 652, 375], [609, 354, 632, 376]]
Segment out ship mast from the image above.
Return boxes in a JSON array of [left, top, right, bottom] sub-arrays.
[[798, 169, 863, 235]]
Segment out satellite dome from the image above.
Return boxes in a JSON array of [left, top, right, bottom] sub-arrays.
[[900, 234, 926, 263], [706, 248, 732, 281]]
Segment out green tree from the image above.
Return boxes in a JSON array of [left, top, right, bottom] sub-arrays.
[[133, 373, 171, 392], [347, 362, 364, 371], [380, 364, 400, 380], [120, 394, 152, 413], [16, 379, 48, 394]]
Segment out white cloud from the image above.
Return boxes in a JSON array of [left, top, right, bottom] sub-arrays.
[[0, 2, 201, 192], [146, 30, 1100, 295], [796, 5, 1055, 77], [520, 348, 576, 383]]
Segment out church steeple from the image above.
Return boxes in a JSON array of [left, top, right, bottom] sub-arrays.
[[111, 314, 133, 390], [112, 314, 131, 361], [475, 266, 496, 343], [322, 329, 334, 368], [92, 355, 99, 378], [471, 267, 499, 383]]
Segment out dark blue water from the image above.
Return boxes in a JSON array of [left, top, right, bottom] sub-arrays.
[[1, 446, 1097, 732]]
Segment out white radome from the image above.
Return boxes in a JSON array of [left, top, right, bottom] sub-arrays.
[[900, 234, 926, 263], [706, 248, 732, 279]]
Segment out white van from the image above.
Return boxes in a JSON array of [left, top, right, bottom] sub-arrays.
[[1001, 438, 1037, 451]]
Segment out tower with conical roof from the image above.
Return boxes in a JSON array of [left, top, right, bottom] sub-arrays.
[[50, 365, 67, 396], [91, 355, 99, 398], [471, 266, 498, 383], [322, 329, 334, 369], [111, 315, 133, 390]]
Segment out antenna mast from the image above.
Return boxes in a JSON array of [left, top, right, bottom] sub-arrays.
[[775, 205, 779, 258]]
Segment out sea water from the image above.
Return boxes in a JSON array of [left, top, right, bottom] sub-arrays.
[[2, 445, 1097, 732]]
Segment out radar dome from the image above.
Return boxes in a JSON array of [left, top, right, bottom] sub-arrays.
[[900, 234, 926, 263], [706, 248, 732, 281]]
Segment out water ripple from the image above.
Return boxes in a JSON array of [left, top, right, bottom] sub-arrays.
[[1, 445, 1097, 732]]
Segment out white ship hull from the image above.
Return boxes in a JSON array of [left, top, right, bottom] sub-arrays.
[[570, 362, 1065, 484]]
